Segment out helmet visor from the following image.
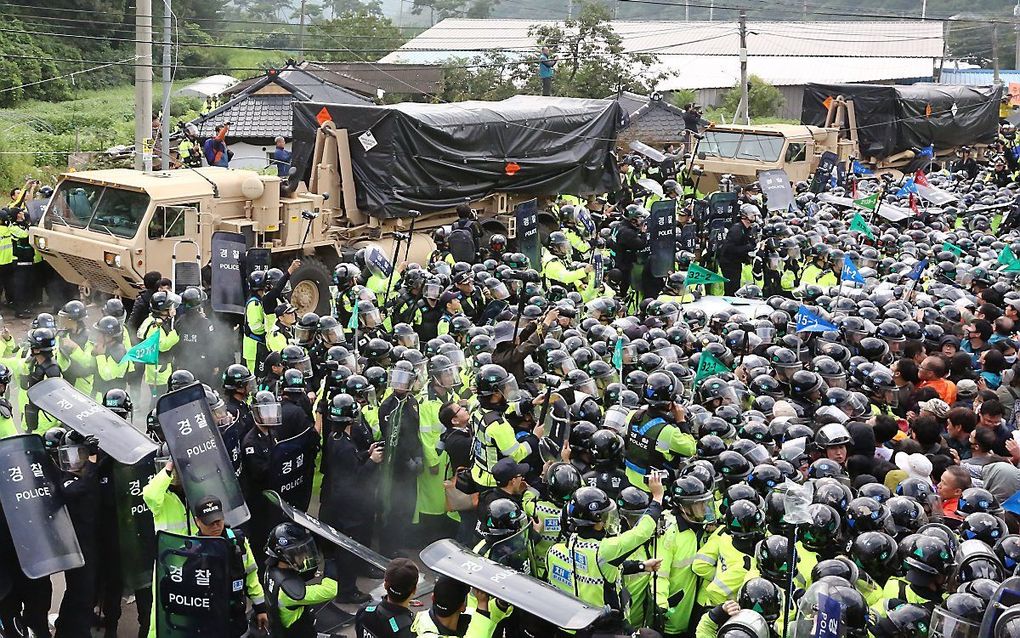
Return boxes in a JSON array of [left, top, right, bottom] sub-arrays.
[[603, 405, 630, 434], [930, 609, 981, 638], [321, 325, 345, 345], [58, 444, 88, 472], [424, 283, 442, 300], [395, 331, 420, 349], [677, 492, 716, 524], [655, 346, 679, 364], [432, 366, 459, 390], [488, 528, 529, 572], [360, 307, 382, 329], [487, 281, 510, 301], [499, 375, 522, 403], [389, 368, 417, 392], [253, 401, 282, 427], [280, 535, 322, 576], [573, 378, 598, 397], [294, 324, 316, 344]]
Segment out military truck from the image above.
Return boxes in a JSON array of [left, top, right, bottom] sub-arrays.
[[30, 96, 621, 315], [690, 82, 1002, 192]]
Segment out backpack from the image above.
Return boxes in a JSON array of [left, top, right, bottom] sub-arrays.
[[448, 221, 477, 263]]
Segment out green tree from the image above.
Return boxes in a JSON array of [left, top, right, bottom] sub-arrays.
[[308, 10, 407, 62], [411, 0, 501, 23], [721, 75, 784, 119], [439, 53, 530, 102]]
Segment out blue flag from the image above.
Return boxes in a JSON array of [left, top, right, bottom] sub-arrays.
[[1004, 490, 1020, 516], [907, 258, 928, 282], [851, 160, 873, 175], [895, 178, 918, 197], [919, 144, 934, 158], [840, 255, 866, 285], [120, 329, 160, 365], [795, 306, 838, 333]]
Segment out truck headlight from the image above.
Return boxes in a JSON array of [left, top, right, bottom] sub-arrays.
[[35, 236, 46, 250], [103, 251, 122, 268]]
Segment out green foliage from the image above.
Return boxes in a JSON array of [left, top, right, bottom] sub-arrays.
[[439, 53, 529, 102], [308, 10, 407, 62], [721, 75, 784, 119], [671, 89, 698, 110], [411, 0, 502, 22]]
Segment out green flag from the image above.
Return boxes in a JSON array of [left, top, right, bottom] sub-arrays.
[[942, 241, 963, 257], [849, 212, 875, 239], [853, 193, 878, 212], [347, 298, 360, 330], [120, 329, 160, 365], [612, 336, 624, 369], [694, 350, 731, 385], [999, 246, 1019, 267], [683, 263, 729, 287]]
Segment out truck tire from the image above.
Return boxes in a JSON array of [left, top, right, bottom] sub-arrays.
[[288, 257, 331, 316]]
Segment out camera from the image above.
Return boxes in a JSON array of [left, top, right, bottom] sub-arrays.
[[301, 210, 320, 221], [642, 468, 669, 484], [393, 231, 410, 241]]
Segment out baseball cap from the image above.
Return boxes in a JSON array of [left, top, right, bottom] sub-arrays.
[[492, 457, 529, 486], [384, 557, 419, 600], [895, 452, 933, 483], [438, 290, 460, 307], [956, 379, 978, 398], [194, 495, 224, 525], [1005, 298, 1020, 312], [918, 398, 949, 419], [431, 576, 470, 617]]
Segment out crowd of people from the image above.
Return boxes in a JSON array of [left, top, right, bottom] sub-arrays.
[[4, 125, 1020, 638]]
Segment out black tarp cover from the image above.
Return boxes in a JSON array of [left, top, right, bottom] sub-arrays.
[[801, 83, 1002, 160], [292, 96, 623, 219]]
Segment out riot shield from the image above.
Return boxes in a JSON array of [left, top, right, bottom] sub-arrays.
[[810, 151, 839, 194], [758, 169, 794, 212], [705, 192, 738, 259], [514, 199, 540, 270], [156, 384, 249, 527], [678, 222, 699, 254], [420, 539, 602, 630], [219, 421, 242, 478], [648, 200, 677, 278], [592, 252, 604, 289], [27, 378, 158, 465], [365, 246, 393, 279], [210, 231, 246, 315], [270, 427, 317, 510], [114, 455, 158, 592], [0, 434, 84, 578], [263, 490, 388, 571], [154, 531, 232, 638]]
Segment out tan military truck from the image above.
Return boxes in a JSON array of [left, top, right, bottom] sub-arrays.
[[690, 82, 1002, 193], [31, 96, 622, 314]]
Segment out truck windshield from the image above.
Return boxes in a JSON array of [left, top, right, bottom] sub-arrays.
[[702, 131, 785, 162], [48, 181, 150, 238]]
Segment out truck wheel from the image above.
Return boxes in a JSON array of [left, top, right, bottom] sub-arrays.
[[288, 257, 331, 316]]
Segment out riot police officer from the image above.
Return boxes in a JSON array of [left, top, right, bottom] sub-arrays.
[[624, 372, 695, 490], [265, 523, 339, 638], [21, 327, 62, 432]]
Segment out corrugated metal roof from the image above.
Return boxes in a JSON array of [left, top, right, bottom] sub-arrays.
[[379, 19, 944, 64], [940, 69, 1020, 86], [654, 56, 936, 90]]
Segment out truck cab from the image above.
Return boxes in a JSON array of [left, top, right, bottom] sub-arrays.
[[693, 124, 846, 192], [32, 168, 322, 299]]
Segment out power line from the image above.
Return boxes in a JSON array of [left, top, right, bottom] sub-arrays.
[[0, 55, 141, 95]]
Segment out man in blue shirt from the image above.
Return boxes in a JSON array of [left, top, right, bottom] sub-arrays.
[[539, 46, 556, 96], [272, 136, 292, 177]]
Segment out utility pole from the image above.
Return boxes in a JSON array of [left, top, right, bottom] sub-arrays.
[[568, 0, 574, 20], [735, 11, 750, 125], [1014, 2, 1020, 73], [685, 0, 689, 21], [922, 0, 927, 19], [298, 0, 307, 55], [134, 0, 152, 171], [709, 0, 714, 21], [160, 0, 172, 171], [994, 22, 1001, 84]]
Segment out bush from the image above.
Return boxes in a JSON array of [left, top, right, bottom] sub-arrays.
[[721, 75, 784, 119], [671, 89, 698, 109]]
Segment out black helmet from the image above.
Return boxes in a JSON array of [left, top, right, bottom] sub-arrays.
[[565, 487, 615, 531], [802, 503, 842, 554], [670, 475, 715, 524], [569, 421, 598, 453], [590, 430, 624, 467], [738, 578, 783, 622], [697, 434, 726, 462], [896, 478, 938, 517], [149, 290, 179, 314], [102, 388, 133, 420], [873, 604, 931, 638], [859, 482, 892, 504], [902, 535, 954, 587], [545, 462, 582, 503], [886, 496, 928, 538], [181, 286, 207, 310], [790, 370, 824, 399], [222, 363, 255, 393], [993, 534, 1020, 574], [251, 390, 282, 427], [59, 300, 87, 323], [725, 499, 765, 545], [103, 297, 126, 320], [959, 512, 1007, 546], [475, 364, 515, 400], [640, 371, 677, 407], [811, 557, 860, 585], [846, 497, 890, 535], [618, 486, 651, 529], [955, 538, 1004, 584], [168, 369, 196, 392], [807, 458, 846, 482], [957, 487, 1000, 517], [95, 315, 122, 336], [716, 450, 752, 484], [755, 535, 792, 584], [478, 498, 527, 542], [248, 270, 269, 292], [746, 464, 783, 496], [850, 531, 898, 585], [327, 393, 358, 425], [266, 522, 321, 576], [28, 327, 56, 352], [813, 479, 852, 514]]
